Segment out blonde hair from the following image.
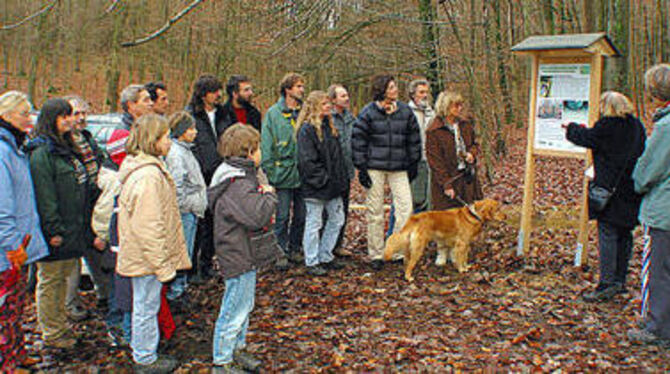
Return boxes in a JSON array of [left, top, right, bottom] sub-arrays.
[[599, 91, 633, 118], [126, 113, 170, 156], [435, 91, 464, 118], [218, 123, 260, 158], [0, 91, 31, 117], [296, 90, 337, 141]]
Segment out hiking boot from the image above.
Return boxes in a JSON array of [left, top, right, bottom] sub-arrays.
[[211, 363, 247, 374], [287, 251, 304, 264], [234, 349, 262, 372], [133, 355, 179, 374], [66, 304, 89, 322], [370, 259, 384, 271], [333, 247, 352, 257], [627, 328, 670, 346], [275, 256, 290, 271], [322, 259, 345, 270], [583, 283, 622, 302], [307, 265, 328, 276]]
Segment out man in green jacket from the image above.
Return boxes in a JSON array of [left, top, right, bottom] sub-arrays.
[[261, 73, 306, 268]]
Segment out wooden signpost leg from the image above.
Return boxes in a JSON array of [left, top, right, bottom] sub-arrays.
[[575, 175, 590, 266], [518, 153, 535, 256]]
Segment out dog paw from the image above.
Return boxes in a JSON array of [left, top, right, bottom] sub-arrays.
[[457, 264, 471, 273]]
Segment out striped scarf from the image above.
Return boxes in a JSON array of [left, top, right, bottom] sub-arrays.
[[641, 225, 652, 318]]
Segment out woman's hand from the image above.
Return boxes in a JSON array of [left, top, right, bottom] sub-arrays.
[[444, 188, 455, 199], [93, 237, 106, 251], [464, 152, 474, 164], [49, 235, 63, 247], [6, 247, 27, 269]]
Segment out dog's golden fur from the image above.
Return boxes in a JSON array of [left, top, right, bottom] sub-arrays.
[[383, 199, 506, 282]]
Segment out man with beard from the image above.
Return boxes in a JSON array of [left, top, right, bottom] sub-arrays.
[[221, 75, 262, 133], [328, 84, 356, 258], [145, 81, 169, 116], [187, 75, 227, 281], [62, 95, 110, 320], [119, 84, 154, 130], [261, 73, 306, 269]]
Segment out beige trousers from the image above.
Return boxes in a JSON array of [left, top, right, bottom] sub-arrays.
[[365, 169, 412, 260], [36, 258, 78, 342]]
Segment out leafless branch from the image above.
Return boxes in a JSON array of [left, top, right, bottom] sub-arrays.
[[0, 0, 58, 31], [105, 0, 122, 14], [120, 0, 204, 48]]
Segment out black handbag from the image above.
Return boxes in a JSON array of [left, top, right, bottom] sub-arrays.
[[587, 128, 639, 214]]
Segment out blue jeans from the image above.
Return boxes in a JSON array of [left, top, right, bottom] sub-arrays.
[[168, 213, 197, 300], [213, 270, 257, 365], [131, 275, 162, 365], [303, 198, 344, 267], [275, 188, 305, 253]]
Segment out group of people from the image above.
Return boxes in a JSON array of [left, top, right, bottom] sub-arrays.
[[0, 72, 484, 372], [8, 63, 670, 372], [563, 64, 670, 347]]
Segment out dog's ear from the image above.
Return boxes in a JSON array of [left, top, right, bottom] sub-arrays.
[[477, 199, 499, 220]]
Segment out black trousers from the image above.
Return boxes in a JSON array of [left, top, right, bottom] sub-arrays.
[[193, 208, 215, 273], [646, 227, 670, 339], [597, 220, 633, 287]]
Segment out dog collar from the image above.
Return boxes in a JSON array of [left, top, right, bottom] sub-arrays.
[[454, 195, 483, 222]]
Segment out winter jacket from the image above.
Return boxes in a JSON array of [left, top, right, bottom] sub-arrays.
[[331, 109, 356, 180], [91, 165, 121, 242], [0, 124, 49, 272], [116, 152, 191, 282], [567, 115, 646, 228], [408, 100, 435, 161], [29, 136, 99, 261], [633, 106, 670, 231], [220, 100, 262, 133], [165, 140, 207, 218], [426, 116, 483, 210], [297, 119, 348, 201], [188, 104, 228, 185], [208, 157, 278, 280], [352, 101, 421, 172], [260, 97, 301, 189]]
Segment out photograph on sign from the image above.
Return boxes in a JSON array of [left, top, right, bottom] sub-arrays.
[[534, 64, 590, 154]]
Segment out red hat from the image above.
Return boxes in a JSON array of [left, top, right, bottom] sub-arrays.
[[106, 128, 129, 166]]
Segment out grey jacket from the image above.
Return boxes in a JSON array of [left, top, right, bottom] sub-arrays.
[[165, 140, 207, 218], [331, 109, 356, 180], [208, 157, 279, 279]]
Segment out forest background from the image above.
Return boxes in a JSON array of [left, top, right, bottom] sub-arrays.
[[0, 0, 664, 173]]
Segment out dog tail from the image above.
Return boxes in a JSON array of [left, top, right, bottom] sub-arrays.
[[383, 229, 410, 261]]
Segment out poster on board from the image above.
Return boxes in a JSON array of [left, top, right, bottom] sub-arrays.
[[534, 64, 590, 154]]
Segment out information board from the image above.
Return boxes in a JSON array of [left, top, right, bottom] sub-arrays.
[[534, 64, 590, 154]]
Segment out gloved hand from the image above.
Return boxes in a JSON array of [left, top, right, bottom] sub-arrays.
[[358, 168, 372, 189], [408, 163, 418, 182], [6, 247, 27, 269]]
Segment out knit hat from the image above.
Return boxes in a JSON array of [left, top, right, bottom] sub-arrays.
[[106, 128, 129, 166], [170, 115, 195, 139]]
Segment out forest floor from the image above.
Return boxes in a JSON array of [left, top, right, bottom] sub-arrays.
[[23, 128, 670, 372]]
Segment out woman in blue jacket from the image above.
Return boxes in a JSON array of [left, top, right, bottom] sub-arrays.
[[0, 91, 49, 370], [629, 64, 670, 345]]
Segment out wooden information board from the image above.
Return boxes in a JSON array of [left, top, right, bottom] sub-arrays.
[[511, 33, 619, 266]]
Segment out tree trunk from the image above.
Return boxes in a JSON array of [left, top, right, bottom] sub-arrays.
[[418, 0, 444, 97]]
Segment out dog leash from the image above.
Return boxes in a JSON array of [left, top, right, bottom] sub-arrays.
[[454, 195, 482, 222]]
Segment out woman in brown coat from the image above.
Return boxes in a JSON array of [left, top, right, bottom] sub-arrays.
[[426, 91, 483, 210]]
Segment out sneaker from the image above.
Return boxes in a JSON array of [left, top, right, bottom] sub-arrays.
[[233, 349, 262, 372], [627, 328, 669, 346], [133, 355, 179, 374], [275, 256, 290, 271], [106, 328, 129, 348], [287, 251, 304, 264], [307, 265, 328, 276], [322, 259, 345, 270], [66, 305, 89, 322], [370, 259, 384, 271], [211, 363, 247, 374], [583, 284, 622, 302]]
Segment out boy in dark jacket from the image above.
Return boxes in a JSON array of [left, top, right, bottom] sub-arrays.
[[208, 124, 278, 373]]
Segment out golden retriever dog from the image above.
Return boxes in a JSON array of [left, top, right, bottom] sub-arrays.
[[383, 199, 506, 282]]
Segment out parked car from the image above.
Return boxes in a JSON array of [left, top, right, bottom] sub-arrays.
[[86, 113, 124, 149]]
